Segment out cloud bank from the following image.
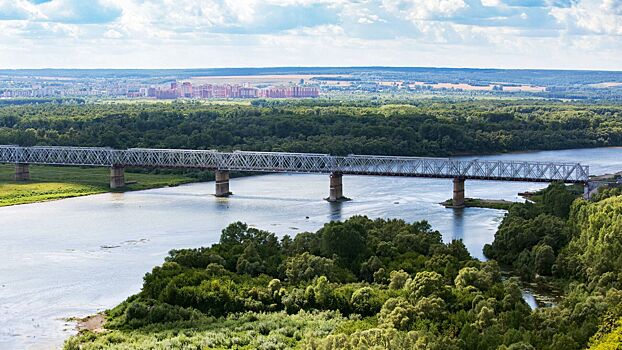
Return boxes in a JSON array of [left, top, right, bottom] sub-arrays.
[[0, 0, 620, 69]]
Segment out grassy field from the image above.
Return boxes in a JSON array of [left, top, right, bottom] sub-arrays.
[[65, 310, 348, 350], [0, 164, 195, 207]]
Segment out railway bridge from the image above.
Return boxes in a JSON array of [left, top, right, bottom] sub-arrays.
[[0, 145, 590, 208]]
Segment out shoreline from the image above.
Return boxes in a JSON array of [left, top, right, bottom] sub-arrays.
[[441, 197, 515, 210], [2, 144, 616, 208], [0, 164, 200, 207], [74, 314, 106, 334], [0, 179, 197, 208], [0, 165, 272, 208]]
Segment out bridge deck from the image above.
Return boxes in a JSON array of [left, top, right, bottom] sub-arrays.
[[0, 146, 590, 183]]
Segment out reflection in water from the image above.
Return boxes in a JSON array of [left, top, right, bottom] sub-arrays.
[[0, 146, 620, 349], [519, 283, 561, 309], [214, 197, 231, 211], [224, 195, 312, 203], [328, 201, 344, 222], [522, 292, 538, 310], [451, 207, 465, 243]]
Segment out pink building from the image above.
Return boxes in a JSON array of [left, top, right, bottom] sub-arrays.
[[152, 81, 319, 99]]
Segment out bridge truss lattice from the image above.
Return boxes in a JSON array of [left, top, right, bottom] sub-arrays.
[[0, 146, 589, 183]]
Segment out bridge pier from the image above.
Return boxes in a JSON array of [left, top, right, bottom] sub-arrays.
[[215, 170, 232, 197], [452, 177, 465, 208], [328, 172, 345, 202], [110, 165, 125, 189], [14, 163, 30, 181], [583, 182, 594, 200]]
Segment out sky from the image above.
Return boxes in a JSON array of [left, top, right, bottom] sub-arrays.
[[0, 0, 621, 70]]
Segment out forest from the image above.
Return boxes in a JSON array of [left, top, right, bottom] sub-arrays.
[[64, 183, 622, 349], [1, 99, 617, 348], [0, 100, 622, 157]]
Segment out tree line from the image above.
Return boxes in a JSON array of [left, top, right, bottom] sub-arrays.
[[1, 100, 622, 157], [66, 206, 622, 349]]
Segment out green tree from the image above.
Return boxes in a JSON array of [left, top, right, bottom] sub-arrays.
[[455, 267, 493, 291], [350, 286, 382, 316], [379, 297, 416, 330], [319, 221, 367, 270], [533, 244, 555, 276], [285, 253, 351, 283], [406, 271, 444, 301], [389, 270, 410, 290]]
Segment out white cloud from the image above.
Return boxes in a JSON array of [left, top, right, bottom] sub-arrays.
[[0, 0, 620, 69], [382, 0, 469, 20], [103, 29, 122, 39], [357, 14, 382, 24], [481, 0, 502, 6], [550, 0, 622, 35], [0, 0, 42, 20]]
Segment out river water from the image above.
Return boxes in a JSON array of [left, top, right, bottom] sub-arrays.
[[1, 147, 621, 349]]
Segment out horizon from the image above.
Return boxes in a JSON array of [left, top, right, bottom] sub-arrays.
[[2, 65, 622, 73]]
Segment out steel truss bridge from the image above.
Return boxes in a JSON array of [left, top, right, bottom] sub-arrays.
[[0, 145, 589, 183]]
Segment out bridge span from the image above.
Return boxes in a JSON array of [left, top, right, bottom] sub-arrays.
[[0, 145, 590, 207]]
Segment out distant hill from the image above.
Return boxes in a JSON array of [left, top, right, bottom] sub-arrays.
[[1, 67, 621, 86]]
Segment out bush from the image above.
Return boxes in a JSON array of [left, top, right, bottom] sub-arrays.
[[389, 270, 410, 290], [285, 253, 351, 284], [350, 287, 383, 316], [406, 271, 444, 301]]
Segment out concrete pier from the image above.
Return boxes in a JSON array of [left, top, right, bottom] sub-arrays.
[[110, 165, 125, 189], [328, 172, 345, 202], [14, 163, 30, 181], [452, 177, 465, 208], [215, 170, 231, 197]]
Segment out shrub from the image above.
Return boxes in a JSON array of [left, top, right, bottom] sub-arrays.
[[389, 270, 410, 290], [350, 287, 383, 316]]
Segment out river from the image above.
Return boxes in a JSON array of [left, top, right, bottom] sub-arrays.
[[1, 147, 621, 349]]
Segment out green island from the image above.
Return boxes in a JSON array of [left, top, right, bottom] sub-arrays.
[[63, 183, 622, 350], [440, 198, 515, 210], [0, 164, 195, 207]]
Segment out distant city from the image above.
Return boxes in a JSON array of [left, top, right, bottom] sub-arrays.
[[0, 79, 320, 99], [1, 67, 622, 101], [146, 82, 319, 99]]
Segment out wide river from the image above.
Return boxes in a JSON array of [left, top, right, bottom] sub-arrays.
[[1, 147, 622, 349]]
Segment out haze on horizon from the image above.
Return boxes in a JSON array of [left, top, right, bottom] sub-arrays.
[[0, 0, 621, 71]]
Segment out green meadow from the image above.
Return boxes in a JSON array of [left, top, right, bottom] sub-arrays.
[[0, 164, 195, 207]]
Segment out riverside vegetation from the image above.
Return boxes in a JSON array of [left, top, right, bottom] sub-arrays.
[[2, 99, 622, 156], [64, 184, 622, 349], [3, 99, 622, 205], [3, 99, 622, 348], [3, 99, 622, 204], [0, 164, 195, 206]]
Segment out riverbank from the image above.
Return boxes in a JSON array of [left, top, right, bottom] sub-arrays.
[[3, 146, 621, 349], [0, 164, 195, 207], [62, 217, 522, 349], [441, 197, 514, 210], [64, 191, 622, 350], [74, 314, 106, 334]]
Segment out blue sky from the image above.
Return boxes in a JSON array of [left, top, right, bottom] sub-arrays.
[[0, 0, 621, 70]]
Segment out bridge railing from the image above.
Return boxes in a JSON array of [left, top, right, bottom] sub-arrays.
[[0, 145, 590, 183], [331, 155, 589, 182], [122, 148, 220, 168], [1, 146, 114, 166]]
